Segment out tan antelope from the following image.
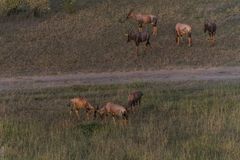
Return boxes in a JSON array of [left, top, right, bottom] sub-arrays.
[[125, 30, 151, 55], [69, 97, 95, 120], [126, 9, 158, 36], [204, 20, 217, 46], [128, 91, 143, 112], [175, 23, 192, 47], [95, 102, 128, 125]]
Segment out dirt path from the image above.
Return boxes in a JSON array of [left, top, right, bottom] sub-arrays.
[[1, 67, 240, 92]]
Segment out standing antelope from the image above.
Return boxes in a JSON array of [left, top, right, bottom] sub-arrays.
[[95, 102, 128, 125], [69, 97, 95, 120], [128, 91, 143, 112], [204, 20, 217, 46], [126, 9, 158, 36], [175, 23, 192, 47], [125, 30, 151, 55]]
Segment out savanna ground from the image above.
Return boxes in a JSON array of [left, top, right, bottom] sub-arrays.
[[1, 0, 240, 159], [1, 81, 240, 160], [0, 0, 239, 76]]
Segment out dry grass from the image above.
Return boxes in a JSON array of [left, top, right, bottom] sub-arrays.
[[1, 81, 240, 159], [0, 0, 239, 76]]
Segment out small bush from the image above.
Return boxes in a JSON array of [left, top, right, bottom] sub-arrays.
[[26, 0, 49, 17], [63, 0, 77, 14], [0, 0, 49, 17]]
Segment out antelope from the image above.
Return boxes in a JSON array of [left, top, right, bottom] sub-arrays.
[[69, 97, 95, 120], [126, 9, 158, 35], [125, 30, 151, 55], [128, 91, 143, 112], [175, 23, 192, 47], [95, 102, 128, 125], [204, 20, 217, 46]]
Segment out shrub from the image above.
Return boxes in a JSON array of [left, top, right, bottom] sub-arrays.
[[0, 0, 49, 17], [63, 0, 77, 14]]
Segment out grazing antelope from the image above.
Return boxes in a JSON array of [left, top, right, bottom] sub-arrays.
[[175, 23, 192, 47], [125, 30, 151, 55], [128, 91, 143, 112], [69, 97, 95, 120], [204, 20, 217, 46], [95, 102, 128, 125], [126, 9, 158, 35]]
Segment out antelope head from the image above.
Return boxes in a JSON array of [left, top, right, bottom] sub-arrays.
[[94, 105, 105, 120]]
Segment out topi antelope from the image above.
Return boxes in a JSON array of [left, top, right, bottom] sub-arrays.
[[175, 23, 192, 47], [68, 97, 95, 120], [125, 30, 151, 55], [128, 91, 143, 112], [95, 102, 128, 125], [126, 9, 158, 36], [204, 20, 217, 46]]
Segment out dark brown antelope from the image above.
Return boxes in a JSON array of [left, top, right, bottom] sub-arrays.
[[128, 91, 143, 112], [69, 97, 95, 120], [204, 20, 217, 46], [126, 9, 158, 35], [125, 30, 151, 55], [95, 102, 128, 125], [175, 23, 192, 47]]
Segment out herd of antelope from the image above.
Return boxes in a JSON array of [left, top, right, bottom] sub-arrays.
[[67, 10, 217, 125], [68, 91, 143, 125], [123, 9, 217, 54]]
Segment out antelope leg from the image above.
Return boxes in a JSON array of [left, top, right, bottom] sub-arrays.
[[86, 112, 89, 120], [124, 119, 128, 125], [177, 37, 180, 45], [75, 110, 80, 120], [112, 116, 116, 125], [188, 37, 192, 47], [212, 35, 215, 46]]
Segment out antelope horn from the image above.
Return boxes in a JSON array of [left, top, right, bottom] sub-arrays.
[[128, 8, 134, 14], [126, 8, 134, 18]]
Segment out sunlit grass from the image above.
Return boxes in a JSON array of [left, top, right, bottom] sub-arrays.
[[1, 81, 240, 159]]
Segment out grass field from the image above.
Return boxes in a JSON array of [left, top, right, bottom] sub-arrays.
[[2, 81, 240, 159], [0, 0, 239, 76]]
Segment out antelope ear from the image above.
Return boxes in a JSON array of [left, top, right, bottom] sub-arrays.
[[124, 33, 128, 36]]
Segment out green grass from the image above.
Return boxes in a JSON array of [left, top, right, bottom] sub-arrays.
[[0, 0, 239, 76], [1, 81, 240, 159]]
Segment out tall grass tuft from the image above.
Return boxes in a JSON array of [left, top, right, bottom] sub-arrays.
[[2, 81, 240, 159]]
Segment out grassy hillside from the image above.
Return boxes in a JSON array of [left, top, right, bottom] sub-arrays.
[[0, 0, 240, 76], [2, 81, 240, 159]]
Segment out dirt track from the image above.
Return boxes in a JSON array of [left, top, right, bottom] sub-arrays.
[[1, 67, 240, 92]]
